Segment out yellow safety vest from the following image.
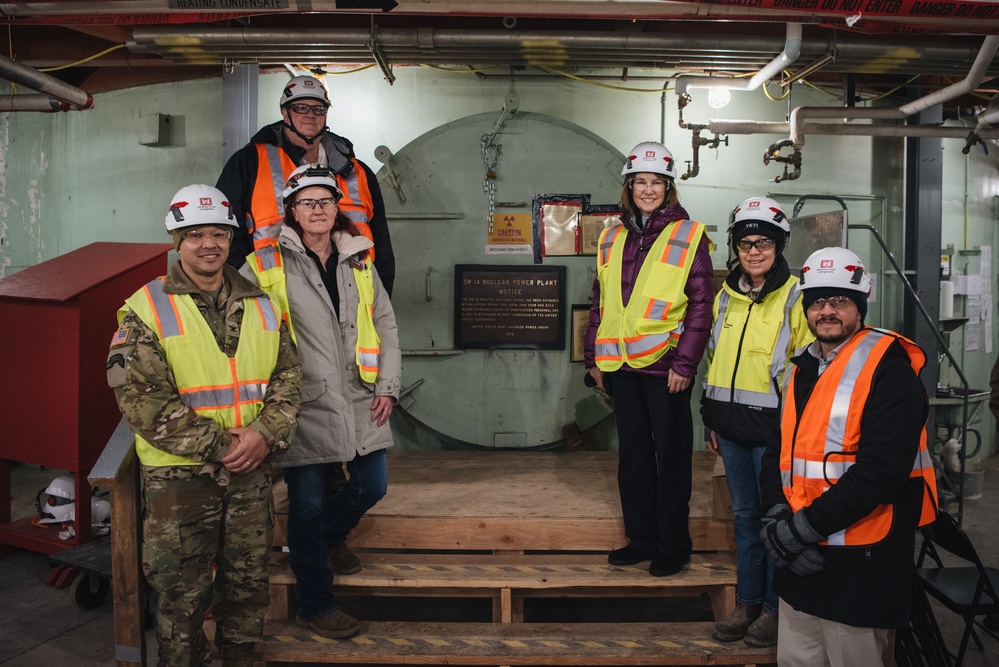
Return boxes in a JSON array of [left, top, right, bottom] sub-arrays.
[[780, 328, 939, 546], [248, 244, 381, 384], [703, 277, 811, 409], [120, 277, 282, 467], [593, 219, 706, 371]]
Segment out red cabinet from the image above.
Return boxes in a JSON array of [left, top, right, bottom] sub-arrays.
[[0, 242, 170, 554]]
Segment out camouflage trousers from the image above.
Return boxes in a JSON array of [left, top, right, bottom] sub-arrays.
[[141, 466, 274, 667]]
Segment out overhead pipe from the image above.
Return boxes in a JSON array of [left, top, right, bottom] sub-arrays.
[[674, 23, 801, 98], [0, 94, 80, 112], [124, 27, 999, 78], [0, 53, 93, 110], [7, 1, 999, 33], [788, 34, 999, 148]]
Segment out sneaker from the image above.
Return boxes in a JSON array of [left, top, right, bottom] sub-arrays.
[[608, 545, 653, 566], [711, 603, 762, 642], [295, 608, 363, 639], [328, 542, 362, 575], [649, 553, 690, 577], [743, 607, 778, 647]]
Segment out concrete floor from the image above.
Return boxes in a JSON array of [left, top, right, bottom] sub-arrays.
[[2, 457, 998, 666]]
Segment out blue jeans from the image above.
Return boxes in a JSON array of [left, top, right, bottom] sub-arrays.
[[717, 436, 777, 612], [283, 449, 388, 620]]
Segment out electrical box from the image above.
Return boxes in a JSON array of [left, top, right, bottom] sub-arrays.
[[138, 112, 171, 147]]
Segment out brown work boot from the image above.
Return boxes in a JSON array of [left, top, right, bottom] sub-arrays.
[[743, 607, 778, 647], [328, 542, 362, 575], [295, 608, 363, 639], [711, 603, 762, 642]]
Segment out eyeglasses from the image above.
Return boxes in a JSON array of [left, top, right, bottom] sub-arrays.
[[630, 178, 668, 192], [182, 229, 230, 244], [293, 197, 337, 210], [807, 295, 855, 312], [736, 238, 777, 253], [286, 103, 328, 116]]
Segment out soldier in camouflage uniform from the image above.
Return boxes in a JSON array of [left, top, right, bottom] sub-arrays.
[[107, 184, 302, 667]]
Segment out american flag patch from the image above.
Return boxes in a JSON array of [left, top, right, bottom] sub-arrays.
[[109, 327, 130, 348]]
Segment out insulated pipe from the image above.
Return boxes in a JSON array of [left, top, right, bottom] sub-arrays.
[[0, 53, 93, 110], [789, 35, 999, 147], [789, 108, 904, 147], [705, 119, 999, 140], [674, 23, 801, 98], [0, 94, 77, 112], [899, 34, 999, 117]]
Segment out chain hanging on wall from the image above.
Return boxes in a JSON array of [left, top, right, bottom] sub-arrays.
[[480, 134, 502, 234]]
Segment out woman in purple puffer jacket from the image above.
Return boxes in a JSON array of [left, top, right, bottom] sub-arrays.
[[583, 140, 714, 577]]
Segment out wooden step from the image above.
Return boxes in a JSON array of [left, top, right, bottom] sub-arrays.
[[252, 619, 778, 665], [267, 552, 737, 623], [272, 451, 736, 553]]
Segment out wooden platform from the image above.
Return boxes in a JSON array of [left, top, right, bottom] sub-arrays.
[[268, 552, 738, 623], [274, 450, 734, 553], [248, 620, 778, 665]]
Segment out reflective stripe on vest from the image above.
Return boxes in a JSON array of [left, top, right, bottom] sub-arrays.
[[248, 244, 296, 343], [593, 219, 705, 371], [253, 144, 377, 259], [248, 245, 380, 384], [780, 328, 939, 546], [121, 277, 281, 467], [352, 257, 380, 384], [703, 279, 801, 410]]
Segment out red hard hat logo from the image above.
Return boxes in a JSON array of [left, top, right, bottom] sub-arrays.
[[200, 197, 212, 206], [820, 259, 834, 269], [645, 150, 655, 158]]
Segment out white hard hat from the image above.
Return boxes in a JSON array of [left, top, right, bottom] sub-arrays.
[[621, 141, 678, 180], [729, 196, 790, 235], [35, 475, 75, 524], [280, 75, 330, 107], [800, 246, 871, 294], [165, 185, 237, 232], [282, 164, 343, 203], [91, 498, 111, 527]]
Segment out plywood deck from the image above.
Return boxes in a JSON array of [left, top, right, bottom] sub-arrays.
[[274, 450, 733, 552]]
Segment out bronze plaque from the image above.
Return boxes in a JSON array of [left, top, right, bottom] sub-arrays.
[[454, 265, 566, 350]]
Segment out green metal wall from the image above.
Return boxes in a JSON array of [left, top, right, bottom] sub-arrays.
[[1, 67, 996, 458]]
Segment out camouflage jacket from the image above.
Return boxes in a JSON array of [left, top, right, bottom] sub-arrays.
[[108, 261, 302, 465]]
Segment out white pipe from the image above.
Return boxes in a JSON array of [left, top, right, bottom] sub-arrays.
[[675, 23, 801, 98], [899, 35, 999, 117], [0, 53, 93, 110], [789, 107, 904, 147], [788, 35, 998, 147], [705, 118, 999, 140], [0, 94, 76, 112]]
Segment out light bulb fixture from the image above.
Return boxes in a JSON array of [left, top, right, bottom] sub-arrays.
[[707, 88, 731, 109]]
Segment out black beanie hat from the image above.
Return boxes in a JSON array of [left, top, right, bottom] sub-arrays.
[[801, 286, 868, 322], [730, 220, 786, 253]]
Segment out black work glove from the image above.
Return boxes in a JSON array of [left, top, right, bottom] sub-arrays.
[[761, 507, 825, 570], [788, 545, 826, 576]]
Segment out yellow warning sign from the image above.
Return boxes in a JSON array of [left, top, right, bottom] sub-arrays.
[[487, 214, 532, 253]]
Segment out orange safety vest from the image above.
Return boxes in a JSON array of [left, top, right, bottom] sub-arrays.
[[250, 143, 376, 256], [780, 328, 938, 547]]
